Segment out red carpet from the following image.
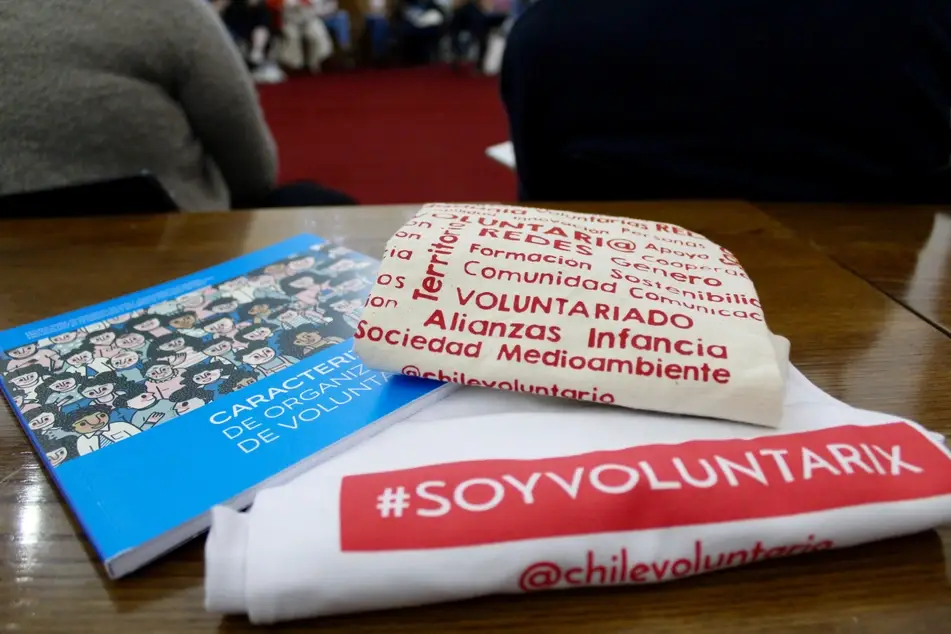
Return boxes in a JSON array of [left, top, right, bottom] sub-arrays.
[[258, 65, 517, 205]]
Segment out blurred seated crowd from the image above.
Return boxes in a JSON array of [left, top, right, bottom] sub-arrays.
[[208, 0, 530, 83], [10, 0, 940, 219]]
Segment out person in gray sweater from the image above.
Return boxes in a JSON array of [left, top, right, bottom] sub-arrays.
[[0, 0, 281, 211]]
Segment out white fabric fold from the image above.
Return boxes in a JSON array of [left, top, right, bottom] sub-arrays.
[[205, 507, 250, 616], [205, 367, 951, 624]]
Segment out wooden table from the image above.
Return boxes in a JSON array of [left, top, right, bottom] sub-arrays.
[[2, 201, 951, 633], [760, 203, 951, 337]]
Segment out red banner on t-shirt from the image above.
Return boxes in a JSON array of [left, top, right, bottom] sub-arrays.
[[339, 422, 951, 551]]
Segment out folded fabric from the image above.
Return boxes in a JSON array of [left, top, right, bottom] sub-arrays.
[[205, 368, 951, 623], [354, 203, 789, 427]]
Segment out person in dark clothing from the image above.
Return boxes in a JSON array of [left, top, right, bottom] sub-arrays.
[[501, 0, 951, 204], [450, 1, 508, 72], [0, 0, 353, 215], [396, 0, 448, 65], [253, 182, 357, 207], [221, 0, 271, 63]]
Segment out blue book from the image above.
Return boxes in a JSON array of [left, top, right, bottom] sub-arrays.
[[0, 234, 453, 579]]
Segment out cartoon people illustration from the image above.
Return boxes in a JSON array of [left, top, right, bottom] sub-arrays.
[[217, 276, 257, 304], [108, 350, 146, 383], [47, 331, 85, 355], [25, 405, 59, 434], [176, 288, 215, 319], [170, 385, 214, 416], [206, 297, 242, 320], [279, 325, 343, 358], [235, 324, 279, 348], [247, 269, 285, 300], [44, 436, 78, 467], [5, 364, 47, 401], [219, 369, 258, 395], [69, 405, 141, 455], [262, 262, 290, 280], [116, 384, 176, 430], [128, 314, 172, 338], [16, 396, 40, 413], [280, 272, 332, 306], [239, 341, 299, 378], [49, 331, 80, 346], [34, 372, 85, 410], [1, 242, 375, 469], [285, 255, 317, 274], [63, 344, 110, 377], [115, 331, 151, 356], [88, 330, 122, 359], [323, 256, 373, 276], [201, 338, 239, 366], [238, 299, 287, 327], [182, 363, 230, 398], [327, 269, 372, 297], [81, 322, 110, 336], [105, 312, 136, 327], [165, 311, 207, 339], [78, 371, 131, 410], [143, 362, 185, 400], [275, 305, 331, 330], [199, 314, 246, 341], [330, 299, 363, 329], [5, 342, 63, 372], [273, 306, 307, 330], [147, 298, 183, 316], [152, 333, 207, 369], [327, 245, 352, 259], [320, 258, 354, 274]]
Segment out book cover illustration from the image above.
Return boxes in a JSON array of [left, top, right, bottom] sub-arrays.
[[0, 234, 445, 576]]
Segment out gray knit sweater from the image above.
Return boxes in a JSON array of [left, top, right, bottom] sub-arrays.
[[0, 0, 278, 211]]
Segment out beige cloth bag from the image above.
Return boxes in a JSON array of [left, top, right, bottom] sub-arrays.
[[354, 204, 789, 427]]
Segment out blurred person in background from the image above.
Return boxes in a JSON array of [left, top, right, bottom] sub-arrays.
[[220, 0, 286, 83], [361, 0, 394, 64], [0, 0, 354, 211], [397, 0, 448, 65], [449, 0, 510, 73], [502, 0, 951, 204], [270, 0, 335, 73], [314, 0, 354, 61]]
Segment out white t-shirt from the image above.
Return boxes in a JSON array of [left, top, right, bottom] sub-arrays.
[[204, 367, 951, 624]]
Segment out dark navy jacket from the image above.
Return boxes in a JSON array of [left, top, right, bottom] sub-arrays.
[[501, 0, 951, 203]]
